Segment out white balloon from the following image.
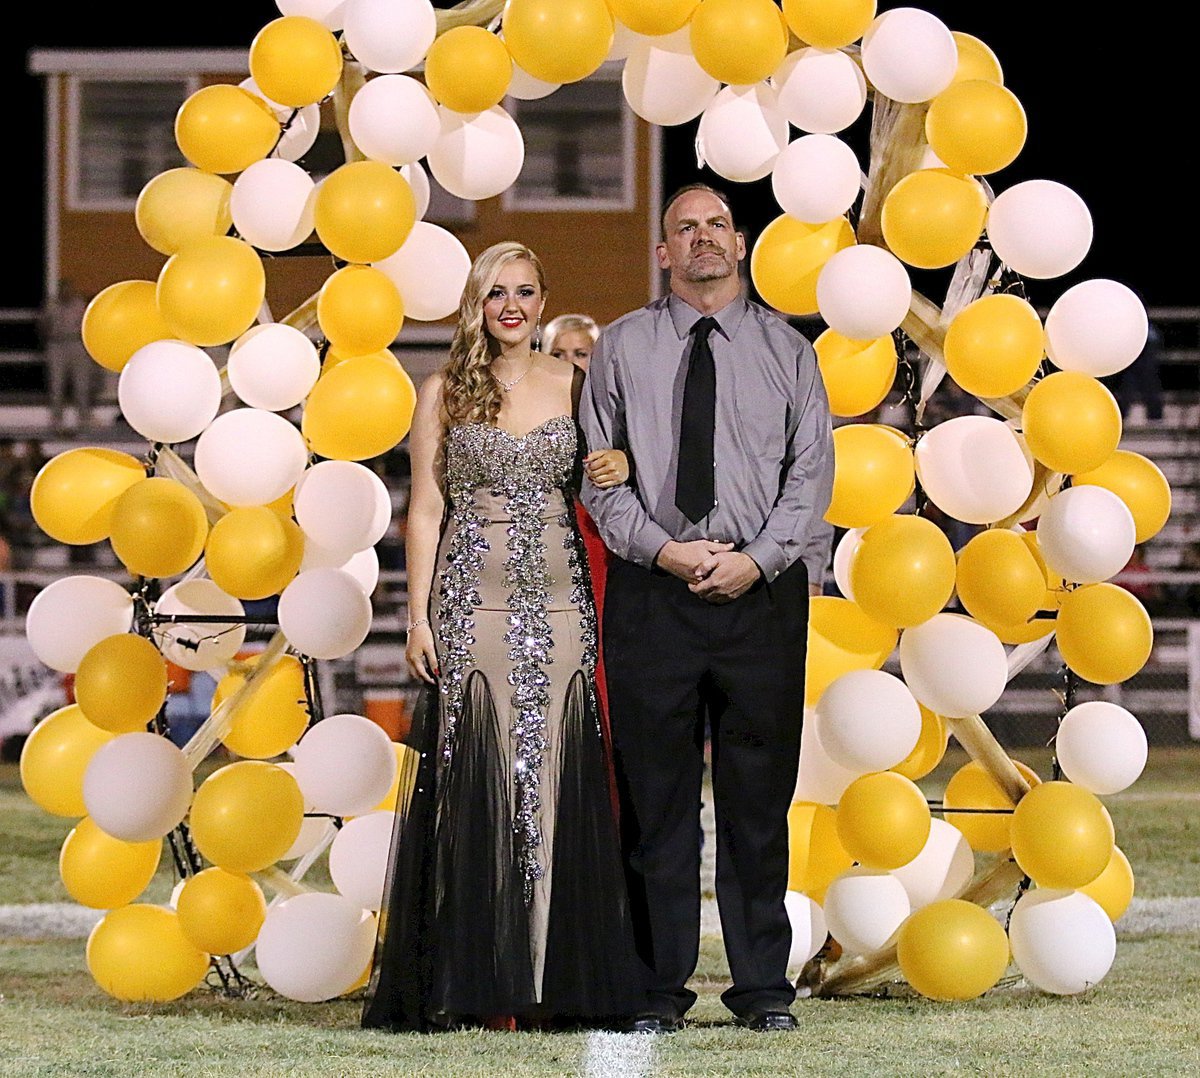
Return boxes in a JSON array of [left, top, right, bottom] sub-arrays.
[[256, 892, 376, 1001], [348, 75, 440, 166], [771, 135, 862, 224], [785, 891, 828, 977], [1008, 889, 1116, 995], [292, 712, 397, 816], [899, 614, 1008, 719], [227, 323, 321, 411], [275, 761, 336, 860], [276, 0, 346, 29], [239, 79, 322, 162], [987, 180, 1093, 280], [773, 47, 867, 134], [507, 62, 561, 100], [329, 810, 395, 911], [118, 340, 221, 444], [861, 7, 958, 104], [230, 159, 315, 252], [341, 0, 436, 74], [25, 576, 132, 673], [193, 409, 307, 508], [155, 580, 246, 672], [374, 221, 471, 322], [697, 84, 789, 184], [300, 543, 380, 596], [832, 528, 865, 602], [1055, 701, 1148, 795], [914, 416, 1035, 525], [1036, 486, 1136, 585], [823, 868, 911, 955], [1045, 280, 1149, 378], [815, 669, 921, 774], [293, 461, 391, 555], [889, 818, 975, 911], [83, 733, 193, 842], [795, 707, 860, 805], [427, 105, 525, 202], [623, 29, 719, 127], [607, 19, 642, 62], [817, 245, 912, 340], [399, 161, 431, 221], [278, 569, 373, 660]]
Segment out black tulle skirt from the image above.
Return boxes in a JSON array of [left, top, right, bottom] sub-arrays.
[[361, 671, 643, 1032]]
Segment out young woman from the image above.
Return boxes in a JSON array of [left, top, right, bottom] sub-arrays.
[[362, 243, 639, 1032], [543, 313, 599, 372]]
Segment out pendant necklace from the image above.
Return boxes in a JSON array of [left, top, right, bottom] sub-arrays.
[[493, 359, 535, 393]]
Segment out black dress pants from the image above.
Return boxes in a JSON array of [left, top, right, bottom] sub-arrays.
[[603, 555, 808, 1019]]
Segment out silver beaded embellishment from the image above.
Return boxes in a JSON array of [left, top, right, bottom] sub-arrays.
[[561, 509, 600, 730]]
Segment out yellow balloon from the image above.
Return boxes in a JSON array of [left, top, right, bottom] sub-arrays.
[[303, 354, 417, 461], [189, 761, 304, 873], [783, 0, 876, 49], [174, 84, 280, 175], [135, 168, 233, 257], [897, 899, 1010, 1001], [314, 161, 416, 265], [951, 32, 1004, 85], [1073, 451, 1171, 545], [109, 477, 209, 579], [956, 529, 1047, 628], [59, 816, 161, 910], [944, 294, 1044, 399], [788, 802, 854, 893], [690, 0, 789, 86], [214, 654, 309, 760], [826, 425, 915, 529], [503, 0, 614, 84], [814, 330, 897, 418], [837, 772, 930, 870], [81, 280, 174, 373], [1056, 583, 1152, 685], [265, 486, 296, 520], [87, 905, 209, 1002], [425, 26, 512, 113], [881, 169, 988, 270], [75, 634, 168, 734], [30, 448, 145, 545], [607, 0, 699, 35], [250, 16, 343, 108], [1022, 371, 1122, 475], [1079, 845, 1135, 922], [206, 508, 304, 601], [926, 80, 1027, 176], [891, 704, 948, 781], [20, 705, 115, 818], [157, 236, 266, 348], [1011, 780, 1114, 889], [318, 265, 405, 356], [751, 216, 856, 317], [343, 956, 374, 996], [176, 868, 267, 954], [805, 596, 898, 707], [849, 515, 956, 629], [943, 758, 1040, 852]]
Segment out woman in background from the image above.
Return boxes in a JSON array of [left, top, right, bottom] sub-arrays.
[[544, 313, 598, 373]]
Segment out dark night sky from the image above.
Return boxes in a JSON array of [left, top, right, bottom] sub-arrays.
[[2, 2, 1187, 309]]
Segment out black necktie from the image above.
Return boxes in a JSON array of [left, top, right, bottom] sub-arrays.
[[676, 316, 718, 523]]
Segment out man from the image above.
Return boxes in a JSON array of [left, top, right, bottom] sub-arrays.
[[580, 184, 834, 1032]]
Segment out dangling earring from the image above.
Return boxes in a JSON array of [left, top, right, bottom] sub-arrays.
[[532, 319, 542, 352]]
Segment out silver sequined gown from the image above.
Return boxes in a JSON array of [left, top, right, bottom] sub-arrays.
[[363, 416, 641, 1031]]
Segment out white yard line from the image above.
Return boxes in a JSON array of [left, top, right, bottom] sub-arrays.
[[581, 1031, 654, 1078]]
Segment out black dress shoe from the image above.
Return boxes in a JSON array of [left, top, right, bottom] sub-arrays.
[[738, 1011, 797, 1032], [625, 1013, 683, 1034]]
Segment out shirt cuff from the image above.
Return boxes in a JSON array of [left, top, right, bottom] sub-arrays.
[[743, 535, 788, 584], [627, 519, 676, 570]]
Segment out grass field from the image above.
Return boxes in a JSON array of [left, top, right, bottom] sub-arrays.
[[2, 748, 1199, 1076]]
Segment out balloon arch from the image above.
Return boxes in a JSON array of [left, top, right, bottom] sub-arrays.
[[18, 0, 1166, 1005]]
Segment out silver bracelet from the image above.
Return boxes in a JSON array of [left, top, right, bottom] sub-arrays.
[[406, 618, 430, 634]]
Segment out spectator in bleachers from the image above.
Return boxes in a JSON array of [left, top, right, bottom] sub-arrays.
[[40, 280, 95, 432], [1108, 321, 1164, 424]]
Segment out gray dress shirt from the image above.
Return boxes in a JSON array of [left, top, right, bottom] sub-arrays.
[[580, 292, 835, 585]]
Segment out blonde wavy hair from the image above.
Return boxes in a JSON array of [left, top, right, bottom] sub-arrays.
[[542, 314, 599, 358], [442, 241, 547, 430]]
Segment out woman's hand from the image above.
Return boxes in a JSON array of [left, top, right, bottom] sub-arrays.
[[584, 448, 629, 488], [406, 623, 439, 684]]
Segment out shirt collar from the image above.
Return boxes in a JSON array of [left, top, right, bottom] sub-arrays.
[[666, 291, 749, 342]]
